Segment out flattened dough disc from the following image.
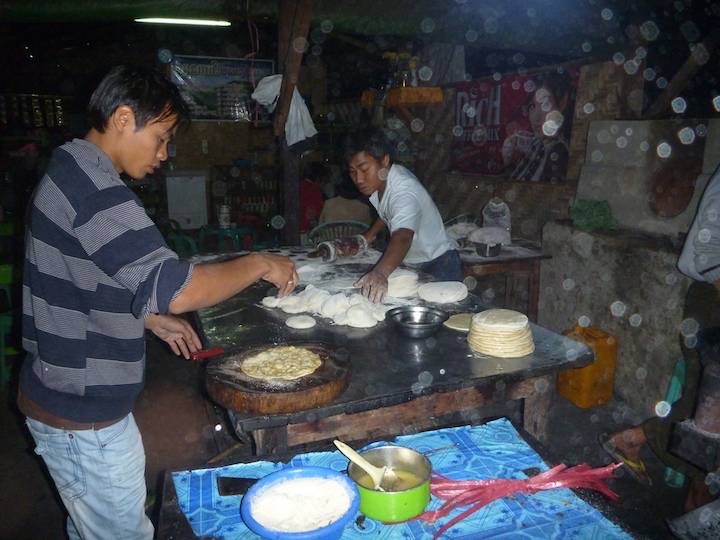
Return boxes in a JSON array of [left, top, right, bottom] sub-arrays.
[[443, 312, 474, 332]]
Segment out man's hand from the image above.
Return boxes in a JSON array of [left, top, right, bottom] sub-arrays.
[[257, 253, 299, 297], [354, 268, 388, 304], [145, 314, 202, 360]]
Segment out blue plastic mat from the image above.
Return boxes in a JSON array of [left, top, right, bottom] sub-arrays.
[[172, 418, 630, 538]]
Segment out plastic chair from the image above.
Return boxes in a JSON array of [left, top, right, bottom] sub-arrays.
[[308, 221, 369, 245], [167, 232, 200, 259], [0, 264, 12, 311], [0, 263, 19, 385], [0, 312, 19, 385], [199, 225, 256, 253]]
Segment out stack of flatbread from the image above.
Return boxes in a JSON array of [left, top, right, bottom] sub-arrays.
[[467, 309, 535, 357]]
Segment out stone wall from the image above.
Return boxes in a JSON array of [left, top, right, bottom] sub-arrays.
[[538, 116, 720, 415], [539, 221, 692, 414], [576, 119, 717, 237]]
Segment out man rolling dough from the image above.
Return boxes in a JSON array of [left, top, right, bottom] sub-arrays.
[[345, 129, 461, 302]]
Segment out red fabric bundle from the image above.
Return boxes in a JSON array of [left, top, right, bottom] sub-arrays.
[[415, 463, 622, 539]]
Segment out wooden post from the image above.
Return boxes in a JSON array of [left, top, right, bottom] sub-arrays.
[[646, 30, 719, 118], [276, 0, 313, 245]]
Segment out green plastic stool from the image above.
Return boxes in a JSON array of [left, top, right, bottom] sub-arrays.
[[0, 312, 19, 385], [199, 225, 255, 253], [663, 358, 687, 488], [167, 232, 200, 259]]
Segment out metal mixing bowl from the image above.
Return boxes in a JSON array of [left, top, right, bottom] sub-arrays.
[[386, 306, 449, 339]]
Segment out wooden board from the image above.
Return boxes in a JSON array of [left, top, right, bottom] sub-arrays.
[[205, 342, 350, 415]]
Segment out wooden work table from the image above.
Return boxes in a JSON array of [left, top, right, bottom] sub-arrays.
[[460, 240, 550, 322], [191, 249, 591, 457]]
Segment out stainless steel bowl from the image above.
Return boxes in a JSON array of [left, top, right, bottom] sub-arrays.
[[386, 306, 449, 339]]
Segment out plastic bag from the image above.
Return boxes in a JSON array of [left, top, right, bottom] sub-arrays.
[[251, 74, 318, 147]]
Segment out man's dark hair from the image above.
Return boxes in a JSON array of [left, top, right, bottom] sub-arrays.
[[343, 129, 394, 163], [87, 65, 191, 132]]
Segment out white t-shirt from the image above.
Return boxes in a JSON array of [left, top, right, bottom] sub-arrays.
[[678, 166, 720, 283], [369, 164, 456, 264]]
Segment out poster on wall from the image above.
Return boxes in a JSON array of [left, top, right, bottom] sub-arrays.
[[450, 66, 579, 182], [169, 55, 275, 122]]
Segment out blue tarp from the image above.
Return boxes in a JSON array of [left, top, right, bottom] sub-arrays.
[[172, 418, 630, 539]]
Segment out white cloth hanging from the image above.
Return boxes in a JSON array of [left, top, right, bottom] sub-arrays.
[[251, 74, 318, 147]]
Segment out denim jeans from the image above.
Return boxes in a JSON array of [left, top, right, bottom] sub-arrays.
[[25, 414, 154, 540], [419, 249, 464, 281]]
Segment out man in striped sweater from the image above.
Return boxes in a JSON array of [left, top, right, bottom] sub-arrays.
[[18, 65, 298, 539]]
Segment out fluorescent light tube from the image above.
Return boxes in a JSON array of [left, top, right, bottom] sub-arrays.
[[135, 18, 231, 27]]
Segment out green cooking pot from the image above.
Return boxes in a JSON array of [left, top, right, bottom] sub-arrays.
[[347, 445, 431, 523]]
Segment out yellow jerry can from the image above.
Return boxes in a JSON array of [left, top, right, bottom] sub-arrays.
[[558, 325, 618, 408]]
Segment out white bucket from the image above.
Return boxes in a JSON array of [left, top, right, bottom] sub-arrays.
[[218, 205, 231, 229]]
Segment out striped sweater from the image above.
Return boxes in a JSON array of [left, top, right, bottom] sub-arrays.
[[20, 139, 192, 422]]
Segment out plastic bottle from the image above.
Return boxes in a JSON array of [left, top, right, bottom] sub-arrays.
[[482, 198, 511, 237]]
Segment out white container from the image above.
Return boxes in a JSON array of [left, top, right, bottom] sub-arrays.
[[218, 204, 231, 229]]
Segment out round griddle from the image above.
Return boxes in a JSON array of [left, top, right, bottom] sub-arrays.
[[205, 342, 350, 415]]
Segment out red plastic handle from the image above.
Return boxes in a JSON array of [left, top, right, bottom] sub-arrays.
[[190, 346, 225, 362]]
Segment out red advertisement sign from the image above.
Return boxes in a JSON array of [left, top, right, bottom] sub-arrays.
[[450, 67, 578, 182]]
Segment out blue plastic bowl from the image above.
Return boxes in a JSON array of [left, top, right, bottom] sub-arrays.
[[240, 466, 360, 539]]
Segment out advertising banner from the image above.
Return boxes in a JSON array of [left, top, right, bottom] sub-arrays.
[[450, 67, 579, 182], [170, 55, 274, 122]]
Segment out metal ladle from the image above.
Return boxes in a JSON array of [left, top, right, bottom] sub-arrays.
[[334, 440, 398, 491]]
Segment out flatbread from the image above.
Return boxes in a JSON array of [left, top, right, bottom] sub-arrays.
[[467, 309, 535, 358], [418, 282, 468, 303], [471, 309, 529, 330], [241, 346, 322, 380], [443, 313, 474, 332]]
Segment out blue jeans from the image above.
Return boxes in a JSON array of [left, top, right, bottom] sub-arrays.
[[25, 414, 154, 540], [420, 249, 464, 281]]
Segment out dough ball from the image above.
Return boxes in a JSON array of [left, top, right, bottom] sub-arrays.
[[371, 303, 389, 322], [347, 292, 387, 322], [345, 303, 378, 328], [305, 289, 331, 314], [418, 281, 469, 304], [285, 315, 317, 329], [321, 293, 351, 318], [279, 294, 308, 314], [348, 293, 366, 306], [262, 296, 280, 308], [387, 269, 419, 298]]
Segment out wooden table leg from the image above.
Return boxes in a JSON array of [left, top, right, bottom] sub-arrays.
[[523, 374, 556, 443], [527, 259, 541, 322], [252, 426, 289, 456]]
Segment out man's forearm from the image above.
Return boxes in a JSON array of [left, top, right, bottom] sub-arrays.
[[364, 219, 386, 244], [169, 254, 269, 314], [374, 228, 413, 277]]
